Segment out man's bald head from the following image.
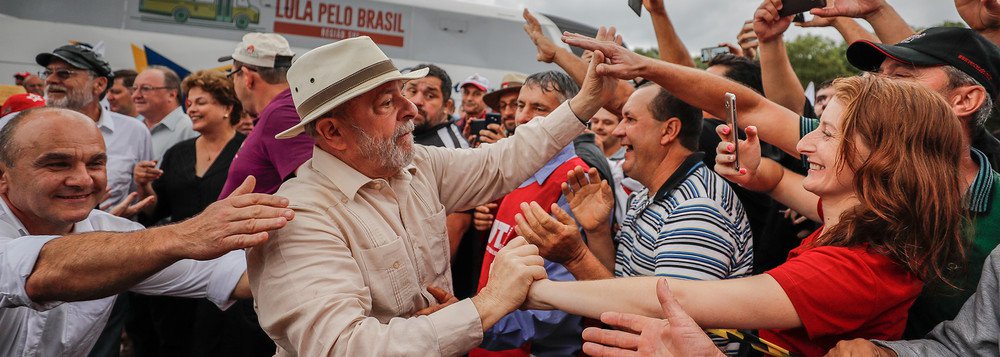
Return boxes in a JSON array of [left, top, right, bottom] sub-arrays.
[[0, 107, 102, 167]]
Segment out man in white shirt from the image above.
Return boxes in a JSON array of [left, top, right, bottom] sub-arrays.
[[132, 66, 199, 162], [0, 107, 295, 356]]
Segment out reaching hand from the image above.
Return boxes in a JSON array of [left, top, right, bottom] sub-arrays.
[[713, 124, 764, 190], [473, 203, 498, 231], [737, 20, 759, 60], [825, 339, 898, 357], [583, 26, 624, 62], [810, 0, 888, 20], [414, 286, 459, 316], [480, 237, 548, 313], [796, 14, 837, 28], [563, 32, 650, 81], [562, 166, 613, 232], [513, 201, 588, 265], [642, 0, 666, 14], [133, 160, 162, 186], [581, 279, 724, 357], [719, 42, 745, 58], [523, 9, 559, 63], [754, 0, 794, 43], [956, 0, 1000, 31], [163, 176, 294, 260], [102, 191, 156, 218]]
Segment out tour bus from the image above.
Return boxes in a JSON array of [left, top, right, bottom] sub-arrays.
[[0, 0, 597, 96]]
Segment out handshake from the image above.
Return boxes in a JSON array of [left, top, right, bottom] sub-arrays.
[[472, 237, 551, 326]]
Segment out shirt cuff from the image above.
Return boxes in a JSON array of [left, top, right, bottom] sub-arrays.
[[1, 235, 63, 311], [427, 298, 484, 356], [205, 250, 246, 310], [871, 340, 910, 356]]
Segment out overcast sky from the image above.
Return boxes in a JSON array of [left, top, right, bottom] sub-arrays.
[[458, 0, 964, 54]]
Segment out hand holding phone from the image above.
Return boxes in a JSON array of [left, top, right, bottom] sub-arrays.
[[778, 0, 827, 17], [724, 93, 740, 171], [700, 46, 732, 62]]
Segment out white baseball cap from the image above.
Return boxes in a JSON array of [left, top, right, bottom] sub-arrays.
[[218, 33, 295, 68]]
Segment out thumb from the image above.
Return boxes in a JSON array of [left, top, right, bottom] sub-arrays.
[[550, 203, 576, 226], [745, 125, 760, 147], [426, 286, 450, 303], [656, 279, 683, 320], [588, 50, 605, 76], [228, 175, 257, 198]]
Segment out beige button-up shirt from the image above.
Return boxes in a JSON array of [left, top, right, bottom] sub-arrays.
[[247, 102, 586, 356]]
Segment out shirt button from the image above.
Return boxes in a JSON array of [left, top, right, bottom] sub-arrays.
[[373, 182, 383, 190], [392, 261, 401, 269]]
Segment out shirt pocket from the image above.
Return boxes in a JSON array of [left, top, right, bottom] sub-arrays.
[[420, 207, 450, 277], [357, 237, 420, 319]]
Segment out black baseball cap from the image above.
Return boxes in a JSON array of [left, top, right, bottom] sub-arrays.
[[847, 27, 1000, 99], [36, 44, 114, 79]]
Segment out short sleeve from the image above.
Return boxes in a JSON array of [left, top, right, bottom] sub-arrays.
[[0, 235, 63, 311]]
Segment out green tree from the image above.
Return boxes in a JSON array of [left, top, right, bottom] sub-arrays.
[[784, 34, 859, 87], [632, 47, 660, 59]]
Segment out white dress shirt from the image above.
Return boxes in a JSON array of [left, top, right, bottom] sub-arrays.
[[147, 106, 198, 162], [0, 199, 245, 357]]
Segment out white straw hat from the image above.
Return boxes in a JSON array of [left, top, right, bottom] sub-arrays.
[[276, 36, 427, 139]]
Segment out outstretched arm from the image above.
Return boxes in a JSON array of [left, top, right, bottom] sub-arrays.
[[756, 0, 807, 115], [562, 32, 803, 158], [810, 0, 914, 44], [957, 0, 1000, 46], [798, 16, 880, 44], [22, 176, 293, 303]]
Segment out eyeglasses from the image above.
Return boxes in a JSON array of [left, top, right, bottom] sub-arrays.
[[41, 68, 83, 80], [227, 64, 258, 78], [131, 85, 169, 94]]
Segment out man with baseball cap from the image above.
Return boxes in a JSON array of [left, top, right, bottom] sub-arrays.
[[217, 33, 314, 198], [457, 73, 491, 129], [33, 44, 153, 211], [245, 35, 617, 355]]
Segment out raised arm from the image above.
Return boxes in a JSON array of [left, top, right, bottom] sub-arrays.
[[810, 0, 914, 44], [798, 16, 880, 44], [756, 0, 807, 115], [523, 9, 634, 115], [562, 33, 803, 157], [21, 176, 293, 303], [643, 0, 696, 67], [957, 0, 1000, 46]]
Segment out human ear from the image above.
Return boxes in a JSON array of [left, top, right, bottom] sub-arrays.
[[660, 117, 681, 146]]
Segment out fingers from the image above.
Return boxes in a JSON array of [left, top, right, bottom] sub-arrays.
[[656, 279, 682, 320], [426, 286, 453, 304], [225, 192, 290, 210], [581, 341, 637, 357], [587, 167, 601, 186], [582, 326, 642, 351], [513, 213, 544, 245], [221, 231, 270, 250], [227, 175, 258, 198], [551, 204, 576, 226], [413, 304, 447, 316], [600, 311, 660, 334], [226, 217, 292, 237], [745, 125, 760, 148], [715, 123, 734, 143]]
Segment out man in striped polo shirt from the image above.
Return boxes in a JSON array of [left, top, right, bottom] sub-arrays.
[[517, 83, 754, 354]]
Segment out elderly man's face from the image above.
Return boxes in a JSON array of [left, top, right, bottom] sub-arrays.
[[0, 109, 107, 234], [341, 80, 417, 172], [22, 75, 44, 96], [44, 59, 101, 110], [132, 69, 176, 116]]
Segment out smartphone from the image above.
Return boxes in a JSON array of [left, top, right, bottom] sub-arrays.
[[470, 113, 503, 143], [700, 46, 731, 62], [778, 0, 827, 17], [628, 0, 642, 16], [725, 92, 740, 171]]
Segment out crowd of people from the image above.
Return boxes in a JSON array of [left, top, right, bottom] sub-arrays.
[[3, 0, 1000, 356]]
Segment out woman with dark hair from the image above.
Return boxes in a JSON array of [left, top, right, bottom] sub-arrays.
[[519, 74, 969, 356], [132, 70, 272, 356]]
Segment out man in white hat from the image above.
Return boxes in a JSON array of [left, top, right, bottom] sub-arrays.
[[245, 36, 617, 355], [457, 73, 491, 130], [216, 33, 314, 198]]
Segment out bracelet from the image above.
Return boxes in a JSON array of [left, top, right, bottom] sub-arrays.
[[567, 100, 590, 125]]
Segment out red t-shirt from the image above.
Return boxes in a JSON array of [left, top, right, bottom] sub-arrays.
[[759, 227, 923, 356]]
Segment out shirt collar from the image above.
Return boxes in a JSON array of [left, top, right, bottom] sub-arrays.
[[96, 107, 115, 133], [967, 148, 995, 214], [610, 146, 626, 160], [153, 107, 185, 130], [310, 147, 417, 201], [522, 144, 576, 188], [652, 152, 705, 201]]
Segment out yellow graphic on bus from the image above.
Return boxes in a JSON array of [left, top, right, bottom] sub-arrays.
[[139, 0, 260, 29]]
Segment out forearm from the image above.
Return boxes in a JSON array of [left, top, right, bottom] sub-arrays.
[[759, 37, 806, 115], [641, 59, 802, 156], [25, 227, 178, 302], [231, 272, 251, 299], [528, 277, 663, 319], [564, 249, 614, 280], [553, 48, 588, 86], [833, 17, 879, 44], [584, 226, 616, 272], [769, 167, 820, 222], [863, 5, 914, 44], [649, 11, 696, 67]]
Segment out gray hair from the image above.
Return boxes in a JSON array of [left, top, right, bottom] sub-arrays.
[[524, 71, 579, 103], [943, 65, 995, 127], [148, 65, 182, 104]]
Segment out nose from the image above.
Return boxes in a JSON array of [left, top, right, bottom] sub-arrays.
[[796, 130, 817, 156], [410, 92, 425, 108], [612, 121, 626, 138], [64, 163, 95, 190], [399, 95, 418, 121], [131, 88, 142, 101]]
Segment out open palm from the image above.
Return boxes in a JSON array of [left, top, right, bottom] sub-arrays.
[[563, 166, 614, 232]]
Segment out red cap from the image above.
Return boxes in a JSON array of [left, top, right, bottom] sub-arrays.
[[1, 93, 46, 117]]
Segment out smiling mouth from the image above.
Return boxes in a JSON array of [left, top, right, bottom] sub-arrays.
[[809, 162, 826, 171], [56, 193, 92, 200]]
